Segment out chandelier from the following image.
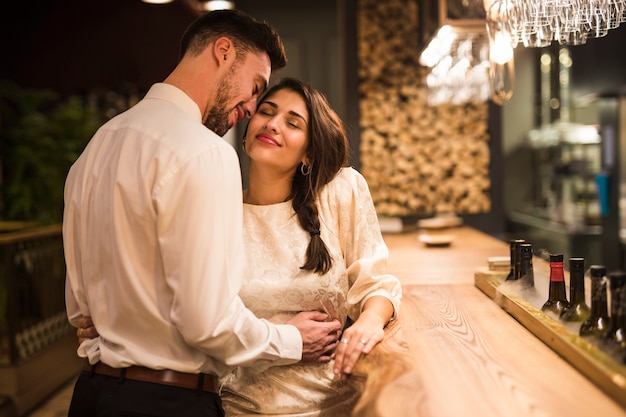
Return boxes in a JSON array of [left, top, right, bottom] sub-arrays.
[[418, 0, 515, 106], [419, 26, 492, 106], [420, 0, 625, 106], [483, 0, 625, 104], [485, 0, 626, 48]]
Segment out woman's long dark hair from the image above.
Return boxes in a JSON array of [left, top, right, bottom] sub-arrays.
[[255, 78, 349, 274]]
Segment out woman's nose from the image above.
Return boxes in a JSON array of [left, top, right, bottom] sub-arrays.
[[265, 115, 280, 131]]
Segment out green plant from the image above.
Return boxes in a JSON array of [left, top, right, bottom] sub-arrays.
[[0, 80, 103, 224]]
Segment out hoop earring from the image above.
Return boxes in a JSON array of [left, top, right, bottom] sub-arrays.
[[241, 139, 246, 152], [300, 163, 311, 176]]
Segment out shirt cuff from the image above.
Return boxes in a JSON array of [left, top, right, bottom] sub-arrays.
[[275, 323, 303, 361]]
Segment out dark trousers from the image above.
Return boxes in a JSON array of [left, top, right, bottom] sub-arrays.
[[67, 370, 224, 417]]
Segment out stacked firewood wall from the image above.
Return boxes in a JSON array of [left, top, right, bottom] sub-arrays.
[[356, 0, 491, 217]]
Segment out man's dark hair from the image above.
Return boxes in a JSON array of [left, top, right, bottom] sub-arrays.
[[180, 9, 287, 71]]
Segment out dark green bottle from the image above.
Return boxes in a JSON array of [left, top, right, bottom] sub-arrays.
[[560, 257, 590, 322], [542, 253, 569, 316], [605, 270, 626, 347], [518, 243, 535, 289], [580, 265, 610, 337], [506, 239, 525, 281]]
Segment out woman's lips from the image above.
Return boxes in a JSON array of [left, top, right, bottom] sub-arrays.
[[256, 133, 279, 146]]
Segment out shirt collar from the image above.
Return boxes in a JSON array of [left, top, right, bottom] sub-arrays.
[[145, 83, 202, 123]]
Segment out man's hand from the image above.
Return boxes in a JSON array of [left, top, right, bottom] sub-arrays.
[[287, 311, 342, 363], [76, 316, 99, 344]]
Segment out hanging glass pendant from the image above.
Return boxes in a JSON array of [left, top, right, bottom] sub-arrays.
[[489, 56, 515, 105], [486, 1, 515, 105]]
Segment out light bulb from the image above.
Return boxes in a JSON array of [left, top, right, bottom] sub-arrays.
[[203, 1, 235, 11], [489, 31, 514, 64]]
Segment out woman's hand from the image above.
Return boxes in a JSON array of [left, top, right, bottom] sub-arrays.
[[76, 316, 99, 344], [332, 316, 384, 380], [332, 297, 394, 380]]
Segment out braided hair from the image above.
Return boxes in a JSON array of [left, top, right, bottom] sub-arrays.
[[259, 78, 349, 274]]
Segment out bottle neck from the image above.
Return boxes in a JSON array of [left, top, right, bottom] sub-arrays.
[[548, 261, 567, 299], [515, 248, 525, 280], [609, 284, 625, 319], [569, 267, 586, 304], [519, 255, 534, 286], [589, 278, 608, 318], [549, 261, 565, 282]]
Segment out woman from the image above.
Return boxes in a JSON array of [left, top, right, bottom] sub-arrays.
[[222, 77, 401, 415], [79, 78, 401, 416]]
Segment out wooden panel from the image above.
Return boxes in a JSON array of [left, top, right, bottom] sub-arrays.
[[357, 0, 491, 217]]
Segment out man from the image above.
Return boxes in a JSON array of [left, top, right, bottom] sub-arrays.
[[64, 9, 342, 417]]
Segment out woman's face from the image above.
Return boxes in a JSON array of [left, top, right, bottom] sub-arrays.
[[244, 88, 309, 174]]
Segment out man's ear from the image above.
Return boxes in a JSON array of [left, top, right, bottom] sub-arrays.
[[213, 37, 235, 67]]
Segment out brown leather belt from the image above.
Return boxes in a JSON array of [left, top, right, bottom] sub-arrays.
[[84, 361, 218, 393]]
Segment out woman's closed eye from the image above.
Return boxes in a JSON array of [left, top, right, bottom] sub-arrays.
[[258, 107, 275, 117], [286, 118, 302, 129]]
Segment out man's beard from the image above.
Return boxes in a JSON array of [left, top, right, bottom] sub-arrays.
[[205, 73, 236, 137]]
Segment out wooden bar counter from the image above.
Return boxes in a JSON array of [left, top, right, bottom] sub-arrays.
[[352, 226, 626, 417]]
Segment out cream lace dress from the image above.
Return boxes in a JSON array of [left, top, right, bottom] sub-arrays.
[[220, 167, 402, 417]]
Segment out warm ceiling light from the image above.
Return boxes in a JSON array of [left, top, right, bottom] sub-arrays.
[[142, 0, 174, 3], [203, 0, 235, 11]]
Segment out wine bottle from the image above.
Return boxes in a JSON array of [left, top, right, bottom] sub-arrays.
[[505, 239, 525, 281], [605, 270, 626, 347], [580, 265, 610, 337], [560, 257, 590, 322], [518, 243, 535, 289], [542, 253, 569, 316]]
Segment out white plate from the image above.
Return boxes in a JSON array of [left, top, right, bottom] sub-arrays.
[[418, 234, 454, 247], [417, 214, 463, 229], [378, 216, 404, 233]]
